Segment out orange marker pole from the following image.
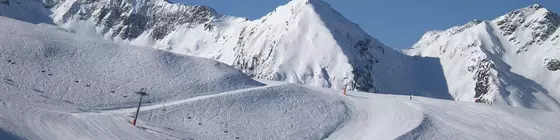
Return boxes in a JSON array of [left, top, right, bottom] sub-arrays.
[[343, 86, 347, 96]]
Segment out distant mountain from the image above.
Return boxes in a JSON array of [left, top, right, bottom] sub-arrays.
[[406, 4, 560, 111]]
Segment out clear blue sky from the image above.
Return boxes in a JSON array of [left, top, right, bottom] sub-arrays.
[[174, 0, 560, 49]]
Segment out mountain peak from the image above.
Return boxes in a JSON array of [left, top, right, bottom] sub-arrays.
[[526, 4, 544, 11], [493, 4, 559, 47], [407, 4, 560, 111], [412, 19, 483, 49], [280, 0, 345, 15], [237, 0, 390, 92], [260, 0, 373, 42], [493, 4, 557, 24], [288, 0, 326, 6], [414, 4, 559, 50]]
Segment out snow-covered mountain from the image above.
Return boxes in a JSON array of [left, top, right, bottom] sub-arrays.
[[44, 0, 389, 92], [405, 4, 560, 111], [1, 16, 560, 140], [3, 1, 560, 139], [34, 0, 440, 95], [0, 0, 465, 99], [2, 0, 560, 111]]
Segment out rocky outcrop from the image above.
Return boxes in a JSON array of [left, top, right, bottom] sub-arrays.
[[493, 4, 560, 53], [545, 58, 560, 71], [52, 0, 217, 40], [473, 59, 494, 98]]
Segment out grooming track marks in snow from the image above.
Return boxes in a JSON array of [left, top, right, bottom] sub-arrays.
[[1, 16, 560, 140], [0, 17, 349, 140]]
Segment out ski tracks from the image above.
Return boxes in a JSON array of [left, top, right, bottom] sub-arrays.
[[24, 108, 160, 140], [23, 82, 285, 140], [77, 82, 286, 115], [23, 80, 428, 140], [326, 93, 425, 140]]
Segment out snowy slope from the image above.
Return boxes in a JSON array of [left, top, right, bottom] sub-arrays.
[[22, 0, 451, 97], [0, 15, 262, 139], [2, 16, 560, 140], [405, 4, 560, 111], [0, 16, 348, 140]]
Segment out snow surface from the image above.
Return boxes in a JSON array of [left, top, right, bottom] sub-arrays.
[[1, 16, 560, 140]]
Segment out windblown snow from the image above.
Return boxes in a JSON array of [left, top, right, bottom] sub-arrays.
[[1, 16, 560, 140]]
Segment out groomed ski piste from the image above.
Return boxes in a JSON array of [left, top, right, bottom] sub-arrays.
[[0, 17, 559, 140]]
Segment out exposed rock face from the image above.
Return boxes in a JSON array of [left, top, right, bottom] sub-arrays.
[[52, 0, 217, 40], [473, 59, 494, 98], [545, 58, 560, 71], [350, 38, 382, 92], [493, 4, 560, 53]]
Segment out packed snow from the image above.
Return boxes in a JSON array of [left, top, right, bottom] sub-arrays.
[[0, 17, 559, 140]]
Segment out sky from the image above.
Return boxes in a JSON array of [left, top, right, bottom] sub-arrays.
[[174, 0, 560, 49]]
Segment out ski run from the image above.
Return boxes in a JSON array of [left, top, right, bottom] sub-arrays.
[[0, 16, 559, 140]]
